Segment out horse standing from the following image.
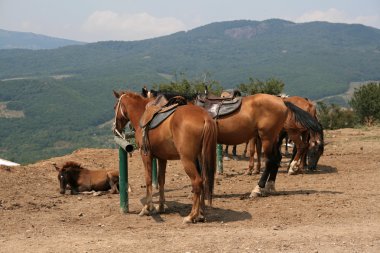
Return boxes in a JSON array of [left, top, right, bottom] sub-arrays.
[[143, 87, 321, 197], [54, 161, 119, 194], [113, 91, 217, 223], [246, 96, 323, 175]]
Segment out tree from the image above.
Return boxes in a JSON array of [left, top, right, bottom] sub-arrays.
[[349, 82, 380, 126], [153, 72, 222, 95], [317, 101, 358, 129], [238, 77, 285, 95]]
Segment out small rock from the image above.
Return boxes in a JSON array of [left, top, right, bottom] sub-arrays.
[[78, 213, 84, 217], [77, 197, 82, 201]]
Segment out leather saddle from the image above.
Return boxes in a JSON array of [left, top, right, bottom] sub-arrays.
[[195, 94, 242, 119], [139, 95, 186, 154]]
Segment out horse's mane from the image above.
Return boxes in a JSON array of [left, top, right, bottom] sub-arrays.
[[62, 161, 85, 170], [120, 90, 143, 98], [149, 89, 197, 102]]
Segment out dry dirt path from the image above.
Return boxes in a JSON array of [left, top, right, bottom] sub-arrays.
[[1, 127, 379, 252]]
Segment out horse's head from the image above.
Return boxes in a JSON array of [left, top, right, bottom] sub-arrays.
[[307, 129, 324, 170], [141, 87, 157, 98], [113, 90, 130, 138], [54, 164, 68, 194]]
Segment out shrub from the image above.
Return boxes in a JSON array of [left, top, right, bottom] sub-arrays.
[[349, 82, 380, 126]]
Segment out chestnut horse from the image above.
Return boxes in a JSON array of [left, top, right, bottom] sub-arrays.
[[113, 91, 217, 223], [247, 96, 323, 175], [283, 96, 324, 174], [54, 161, 119, 194], [195, 93, 323, 197], [220, 89, 248, 161]]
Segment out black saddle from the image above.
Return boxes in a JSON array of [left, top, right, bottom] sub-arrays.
[[195, 94, 242, 118]]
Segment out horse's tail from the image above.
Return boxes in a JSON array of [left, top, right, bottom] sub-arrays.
[[201, 117, 217, 206], [284, 101, 324, 140]]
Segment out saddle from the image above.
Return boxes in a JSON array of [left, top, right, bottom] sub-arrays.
[[195, 94, 242, 119], [139, 95, 186, 154]]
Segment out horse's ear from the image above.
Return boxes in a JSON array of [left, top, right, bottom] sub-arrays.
[[113, 90, 121, 99], [142, 86, 148, 98], [53, 163, 60, 171]]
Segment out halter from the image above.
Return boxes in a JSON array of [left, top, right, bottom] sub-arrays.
[[113, 94, 128, 139]]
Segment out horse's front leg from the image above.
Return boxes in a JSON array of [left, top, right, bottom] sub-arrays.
[[139, 154, 156, 216], [250, 137, 280, 198], [299, 132, 309, 171], [156, 159, 167, 213], [287, 132, 306, 175]]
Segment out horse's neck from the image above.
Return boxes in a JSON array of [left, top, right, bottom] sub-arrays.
[[127, 97, 151, 131], [67, 167, 83, 186]]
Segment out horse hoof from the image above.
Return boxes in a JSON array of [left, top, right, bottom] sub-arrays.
[[223, 156, 230, 161], [138, 205, 157, 216], [155, 204, 167, 213], [252, 169, 260, 174], [195, 215, 205, 223], [288, 168, 298, 175], [183, 216, 194, 224], [232, 156, 239, 161], [138, 209, 150, 216], [244, 170, 252, 175], [265, 181, 276, 193], [249, 185, 265, 198]]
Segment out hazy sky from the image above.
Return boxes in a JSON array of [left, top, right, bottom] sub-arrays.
[[1, 0, 379, 42]]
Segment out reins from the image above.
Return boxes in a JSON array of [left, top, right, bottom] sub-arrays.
[[113, 94, 128, 139]]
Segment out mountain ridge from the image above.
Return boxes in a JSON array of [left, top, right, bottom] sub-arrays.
[[0, 28, 85, 49], [1, 19, 380, 164]]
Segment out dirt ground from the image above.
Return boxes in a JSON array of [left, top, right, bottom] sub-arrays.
[[1, 127, 379, 253]]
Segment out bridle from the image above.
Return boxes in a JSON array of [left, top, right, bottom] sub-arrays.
[[113, 94, 128, 139]]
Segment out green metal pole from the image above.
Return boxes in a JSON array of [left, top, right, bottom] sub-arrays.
[[119, 147, 128, 213], [217, 144, 223, 174], [152, 158, 158, 189]]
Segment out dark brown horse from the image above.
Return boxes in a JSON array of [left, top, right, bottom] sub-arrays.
[[54, 161, 119, 194], [113, 91, 217, 223]]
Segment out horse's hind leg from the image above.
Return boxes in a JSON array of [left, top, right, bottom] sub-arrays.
[[232, 145, 239, 160], [181, 159, 203, 223], [108, 174, 119, 194], [223, 145, 230, 161], [157, 159, 167, 213], [241, 141, 248, 159], [247, 137, 256, 175], [139, 154, 156, 216]]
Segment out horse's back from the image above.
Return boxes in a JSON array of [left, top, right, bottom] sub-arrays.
[[79, 169, 112, 191], [245, 94, 288, 124], [149, 104, 214, 160], [284, 96, 316, 118]]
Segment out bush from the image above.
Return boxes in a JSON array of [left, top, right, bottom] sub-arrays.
[[237, 77, 285, 95], [349, 82, 380, 126], [317, 102, 359, 129]]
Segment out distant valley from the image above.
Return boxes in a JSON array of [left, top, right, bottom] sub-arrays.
[[1, 19, 380, 164]]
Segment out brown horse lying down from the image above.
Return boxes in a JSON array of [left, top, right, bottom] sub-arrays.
[[54, 161, 119, 195]]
